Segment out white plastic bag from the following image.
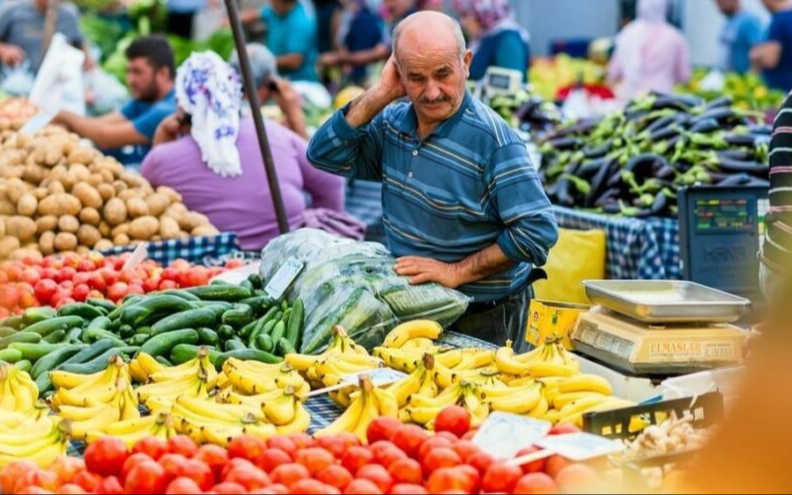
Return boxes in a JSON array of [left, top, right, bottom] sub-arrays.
[[29, 33, 85, 115]]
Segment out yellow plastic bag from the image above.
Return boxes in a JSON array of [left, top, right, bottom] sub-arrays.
[[533, 228, 606, 304]]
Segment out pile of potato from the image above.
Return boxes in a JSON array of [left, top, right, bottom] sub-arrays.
[[0, 126, 219, 261], [0, 98, 38, 133]]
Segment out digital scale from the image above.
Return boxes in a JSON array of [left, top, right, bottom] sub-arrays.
[[570, 281, 749, 377], [471, 67, 526, 102]]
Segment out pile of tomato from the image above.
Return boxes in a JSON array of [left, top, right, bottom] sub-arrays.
[[0, 253, 244, 316], [4, 407, 602, 495]]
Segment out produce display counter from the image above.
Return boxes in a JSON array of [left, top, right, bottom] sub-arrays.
[[99, 232, 240, 266]]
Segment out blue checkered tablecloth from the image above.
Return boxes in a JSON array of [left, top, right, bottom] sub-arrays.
[[553, 207, 682, 281], [100, 233, 241, 267]]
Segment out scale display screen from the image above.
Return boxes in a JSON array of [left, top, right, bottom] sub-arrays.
[[694, 198, 753, 232], [488, 73, 512, 90]]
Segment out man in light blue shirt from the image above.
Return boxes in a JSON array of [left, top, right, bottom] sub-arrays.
[[240, 0, 319, 82], [716, 0, 764, 73], [308, 12, 558, 347]]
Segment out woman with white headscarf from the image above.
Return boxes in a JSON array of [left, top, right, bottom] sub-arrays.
[[608, 0, 692, 100], [141, 52, 355, 250]]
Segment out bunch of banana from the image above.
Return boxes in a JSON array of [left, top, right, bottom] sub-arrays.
[[0, 401, 50, 429], [434, 349, 498, 389], [404, 381, 489, 429], [478, 378, 548, 417], [58, 378, 140, 441], [388, 354, 439, 407], [137, 349, 217, 410], [286, 326, 369, 374], [86, 413, 179, 449], [311, 352, 385, 407], [223, 360, 310, 398], [51, 356, 131, 409], [316, 375, 399, 444], [381, 320, 443, 349], [129, 353, 166, 384], [170, 395, 278, 447], [0, 365, 39, 413], [495, 340, 579, 379], [0, 415, 68, 468]]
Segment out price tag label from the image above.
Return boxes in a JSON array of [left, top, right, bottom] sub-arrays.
[[19, 113, 54, 135], [473, 413, 552, 460], [264, 257, 304, 300], [341, 368, 407, 388], [535, 433, 624, 462], [122, 243, 149, 271], [211, 261, 260, 285]]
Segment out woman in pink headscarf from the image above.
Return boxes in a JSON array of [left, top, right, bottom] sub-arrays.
[[608, 0, 692, 100]]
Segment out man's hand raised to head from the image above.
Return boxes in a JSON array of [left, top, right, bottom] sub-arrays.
[[344, 57, 406, 129], [375, 57, 407, 103]]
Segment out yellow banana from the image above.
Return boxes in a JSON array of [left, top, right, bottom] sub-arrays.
[[66, 405, 122, 441], [382, 320, 443, 349], [495, 341, 533, 375], [275, 404, 311, 436], [527, 397, 550, 419], [129, 360, 148, 384], [263, 391, 300, 426], [0, 435, 68, 469], [372, 388, 399, 418], [487, 385, 542, 415], [553, 392, 608, 410], [0, 380, 16, 411], [388, 369, 422, 407], [401, 338, 436, 352], [103, 414, 161, 436], [408, 405, 445, 425], [529, 362, 579, 378], [433, 349, 463, 368], [558, 375, 613, 396], [558, 396, 611, 419], [315, 392, 364, 437], [454, 350, 496, 370], [353, 393, 380, 444], [51, 369, 105, 390]]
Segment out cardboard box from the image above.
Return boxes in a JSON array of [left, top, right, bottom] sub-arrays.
[[527, 300, 590, 349]]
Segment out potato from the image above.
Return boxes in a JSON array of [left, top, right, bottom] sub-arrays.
[[22, 164, 48, 185], [192, 225, 220, 236], [111, 224, 129, 238], [9, 249, 42, 261], [38, 231, 55, 255], [16, 194, 38, 217], [6, 178, 27, 204], [72, 182, 103, 210], [103, 198, 128, 227], [113, 233, 130, 245], [97, 184, 115, 202], [36, 216, 58, 234], [0, 236, 20, 259], [76, 246, 90, 255], [47, 181, 66, 195], [178, 212, 210, 232], [77, 225, 101, 248], [151, 235, 162, 242], [79, 207, 101, 226], [6, 216, 36, 242], [0, 200, 14, 216], [145, 193, 170, 217], [98, 221, 111, 238], [87, 174, 104, 187], [94, 239, 113, 251], [129, 216, 159, 241], [113, 180, 128, 193], [121, 172, 145, 189], [54, 232, 78, 252], [0, 218, 4, 237], [100, 170, 114, 184], [58, 215, 79, 233], [126, 197, 149, 218], [67, 146, 95, 166], [164, 203, 187, 220], [157, 186, 183, 204], [38, 193, 82, 217], [158, 217, 180, 240], [33, 188, 48, 201]]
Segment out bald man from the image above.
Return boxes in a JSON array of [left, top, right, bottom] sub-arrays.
[[308, 12, 558, 349]]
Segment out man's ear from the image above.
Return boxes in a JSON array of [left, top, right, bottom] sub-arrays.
[[464, 50, 473, 78]]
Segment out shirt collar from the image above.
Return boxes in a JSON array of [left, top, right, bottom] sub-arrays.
[[398, 91, 473, 140]]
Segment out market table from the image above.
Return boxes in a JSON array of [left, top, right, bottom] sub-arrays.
[[553, 207, 682, 280], [100, 233, 241, 266]]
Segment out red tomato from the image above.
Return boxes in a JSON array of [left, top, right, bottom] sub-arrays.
[[127, 284, 145, 296], [72, 273, 91, 287], [435, 406, 471, 438], [16, 488, 53, 494], [545, 456, 572, 479], [56, 484, 86, 494], [418, 437, 454, 465], [107, 282, 129, 302], [133, 437, 169, 461], [142, 277, 161, 293], [513, 473, 559, 494], [370, 441, 406, 468], [227, 435, 266, 463], [421, 448, 462, 476], [452, 441, 479, 463], [158, 279, 178, 291], [290, 479, 332, 495], [14, 470, 58, 495], [178, 459, 215, 491], [225, 259, 245, 269], [316, 465, 354, 491], [0, 307, 9, 319], [77, 260, 96, 273], [18, 291, 37, 309], [57, 267, 76, 283], [63, 254, 81, 268], [425, 467, 472, 495], [270, 463, 310, 487], [185, 266, 209, 287], [72, 284, 90, 302], [548, 424, 580, 436], [167, 436, 198, 458], [158, 453, 189, 483], [122, 453, 154, 481], [211, 482, 247, 494], [391, 483, 429, 494], [554, 465, 598, 491], [514, 447, 547, 475], [316, 436, 350, 459], [355, 464, 392, 493], [388, 458, 422, 485], [50, 456, 85, 485], [289, 433, 315, 450], [100, 269, 119, 286], [20, 268, 39, 286], [457, 465, 481, 494], [256, 448, 292, 474], [391, 425, 428, 460], [1, 461, 39, 494], [87, 273, 106, 292], [161, 268, 180, 282], [295, 448, 336, 476], [84, 437, 128, 478], [0, 286, 20, 310], [194, 444, 229, 480], [86, 290, 104, 301], [466, 451, 495, 477], [336, 433, 362, 450], [343, 479, 382, 495], [367, 417, 402, 445], [482, 463, 524, 494], [341, 446, 373, 475], [124, 460, 168, 495], [259, 483, 289, 495], [72, 471, 101, 493], [95, 476, 124, 495], [165, 478, 202, 495], [433, 431, 459, 443]]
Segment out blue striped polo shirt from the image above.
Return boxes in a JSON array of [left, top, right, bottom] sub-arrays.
[[307, 92, 558, 302]]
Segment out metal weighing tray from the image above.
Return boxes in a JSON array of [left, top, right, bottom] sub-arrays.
[[583, 280, 751, 324]]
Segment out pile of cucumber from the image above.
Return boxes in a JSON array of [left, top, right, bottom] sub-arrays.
[[0, 274, 305, 393]]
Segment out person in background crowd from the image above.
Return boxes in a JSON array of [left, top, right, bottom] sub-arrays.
[[313, 0, 342, 55], [52, 36, 177, 166], [752, 0, 792, 91], [0, 0, 92, 72], [166, 0, 207, 39], [608, 0, 691, 99], [382, 0, 418, 27], [417, 0, 442, 11], [308, 12, 558, 348], [452, 0, 531, 82], [143, 52, 348, 251], [229, 43, 309, 139], [716, 0, 764, 74], [239, 0, 319, 82], [319, 0, 389, 85]]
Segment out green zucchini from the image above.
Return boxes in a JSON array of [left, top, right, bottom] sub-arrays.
[[277, 338, 296, 356], [197, 328, 219, 346], [151, 308, 216, 336], [31, 344, 86, 380], [58, 303, 104, 321], [185, 285, 253, 301], [0, 332, 41, 350], [2, 317, 24, 330], [286, 299, 304, 348], [247, 274, 263, 290], [119, 325, 136, 340], [270, 321, 286, 345], [121, 295, 197, 326], [140, 329, 200, 357], [253, 319, 278, 347], [42, 329, 67, 344], [22, 316, 83, 338], [0, 327, 16, 338], [87, 299, 117, 313], [256, 334, 274, 353], [221, 304, 253, 328], [59, 339, 120, 368], [239, 295, 275, 315], [9, 342, 64, 362], [0, 348, 23, 363], [198, 302, 234, 319], [65, 328, 83, 343], [224, 339, 246, 352], [156, 356, 174, 367], [23, 307, 57, 326], [238, 319, 259, 340], [217, 325, 235, 341], [87, 316, 112, 332], [128, 334, 152, 347], [159, 290, 201, 301]]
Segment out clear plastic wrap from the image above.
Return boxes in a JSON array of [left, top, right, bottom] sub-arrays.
[[260, 229, 471, 354]]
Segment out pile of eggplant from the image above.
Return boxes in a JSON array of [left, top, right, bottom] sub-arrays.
[[538, 93, 772, 218]]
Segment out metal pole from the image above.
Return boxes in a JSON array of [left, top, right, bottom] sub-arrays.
[[40, 0, 61, 67], [223, 0, 291, 234]]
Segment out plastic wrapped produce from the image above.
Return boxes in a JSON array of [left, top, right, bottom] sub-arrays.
[[260, 229, 470, 353]]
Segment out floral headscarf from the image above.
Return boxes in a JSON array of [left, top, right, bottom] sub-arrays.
[[175, 52, 243, 178], [452, 0, 514, 32]]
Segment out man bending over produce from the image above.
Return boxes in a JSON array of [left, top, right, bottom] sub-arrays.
[[308, 11, 558, 348], [52, 36, 177, 167]]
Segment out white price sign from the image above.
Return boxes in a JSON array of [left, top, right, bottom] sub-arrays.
[[473, 413, 552, 460]]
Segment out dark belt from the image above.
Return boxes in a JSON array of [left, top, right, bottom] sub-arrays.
[[466, 268, 547, 314]]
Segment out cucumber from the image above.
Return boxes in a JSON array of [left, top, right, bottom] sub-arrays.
[[0, 349, 23, 363], [2, 317, 24, 330], [239, 295, 275, 315], [156, 356, 174, 367], [256, 334, 274, 353], [286, 299, 304, 348], [140, 329, 199, 357], [58, 303, 104, 321], [31, 344, 86, 380], [270, 321, 286, 345], [60, 340, 120, 368], [170, 344, 222, 366], [198, 302, 234, 320], [9, 342, 63, 362], [281, 300, 289, 312], [247, 273, 263, 290], [15, 360, 32, 373], [128, 334, 152, 347], [215, 349, 282, 369], [135, 326, 153, 336], [221, 304, 253, 328], [0, 327, 16, 338], [197, 328, 219, 346], [0, 332, 41, 350], [122, 295, 197, 326], [119, 325, 136, 340], [53, 350, 124, 380], [23, 307, 58, 326], [151, 309, 216, 336], [107, 296, 144, 320], [277, 338, 296, 356], [65, 327, 83, 343], [224, 339, 246, 352], [42, 329, 67, 344], [159, 290, 201, 302], [88, 316, 112, 332], [247, 307, 279, 344], [217, 325, 235, 341], [22, 316, 83, 338], [240, 280, 254, 292], [88, 299, 117, 313], [186, 285, 253, 301], [239, 319, 259, 340]]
